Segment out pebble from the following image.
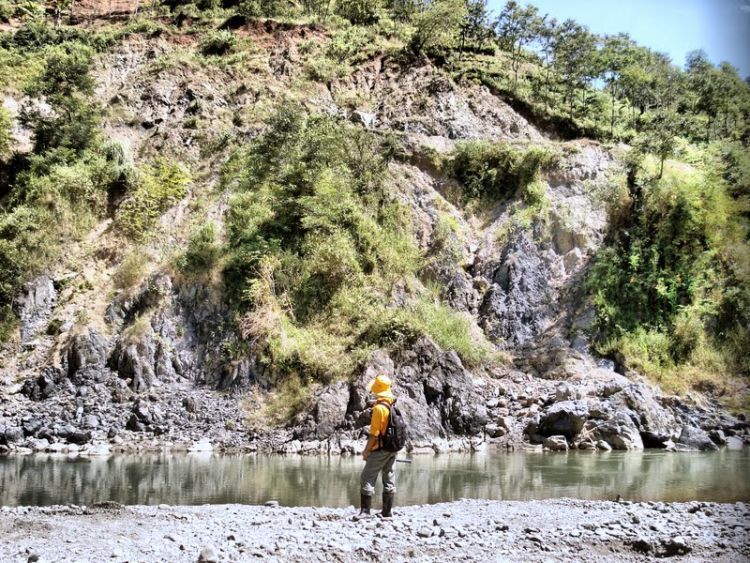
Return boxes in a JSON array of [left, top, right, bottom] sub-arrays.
[[417, 527, 433, 538], [265, 501, 279, 508], [197, 545, 219, 563], [630, 536, 653, 553], [662, 535, 691, 556]]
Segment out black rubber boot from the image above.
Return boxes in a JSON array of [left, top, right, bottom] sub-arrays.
[[354, 494, 373, 521], [380, 492, 395, 518]]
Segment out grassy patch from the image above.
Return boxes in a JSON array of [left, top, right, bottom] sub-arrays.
[[113, 250, 149, 291], [243, 375, 315, 430]]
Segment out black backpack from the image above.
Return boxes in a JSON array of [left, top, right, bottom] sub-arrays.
[[377, 399, 408, 452]]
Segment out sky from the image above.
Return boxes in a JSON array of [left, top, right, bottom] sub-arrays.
[[488, 0, 750, 78]]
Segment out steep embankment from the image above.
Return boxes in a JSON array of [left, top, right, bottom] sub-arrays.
[[0, 21, 747, 456]]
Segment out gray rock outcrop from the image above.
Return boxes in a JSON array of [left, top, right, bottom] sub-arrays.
[[15, 276, 57, 342]]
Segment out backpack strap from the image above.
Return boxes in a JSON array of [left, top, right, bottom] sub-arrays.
[[374, 398, 393, 411], [373, 398, 394, 449]]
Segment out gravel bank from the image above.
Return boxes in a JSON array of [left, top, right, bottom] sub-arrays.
[[1, 499, 748, 562]]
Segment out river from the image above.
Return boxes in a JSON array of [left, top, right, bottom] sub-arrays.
[[1, 450, 748, 507]]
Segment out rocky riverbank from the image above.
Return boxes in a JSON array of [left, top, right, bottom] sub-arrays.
[[2, 334, 748, 457], [1, 499, 748, 562]]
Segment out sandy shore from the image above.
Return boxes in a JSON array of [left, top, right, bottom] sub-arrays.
[[1, 499, 748, 562]]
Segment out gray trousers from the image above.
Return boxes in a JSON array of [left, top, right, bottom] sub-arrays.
[[360, 449, 397, 496]]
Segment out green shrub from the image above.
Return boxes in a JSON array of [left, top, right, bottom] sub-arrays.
[[0, 30, 130, 343], [237, 0, 288, 18], [12, 22, 65, 49], [305, 54, 349, 81], [182, 222, 221, 274], [245, 373, 313, 429], [225, 107, 423, 381], [0, 106, 12, 158], [0, 304, 16, 342], [113, 251, 149, 290], [409, 0, 467, 55], [304, 26, 381, 82], [20, 41, 99, 154], [335, 0, 380, 25], [447, 141, 558, 203], [200, 30, 238, 56], [116, 159, 190, 240], [0, 1, 12, 22]]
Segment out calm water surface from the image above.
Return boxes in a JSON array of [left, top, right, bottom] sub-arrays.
[[0, 450, 748, 507]]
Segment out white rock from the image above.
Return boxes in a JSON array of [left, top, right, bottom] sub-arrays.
[[29, 438, 50, 452], [726, 436, 744, 450], [188, 439, 213, 453], [597, 440, 613, 452], [83, 443, 111, 456]]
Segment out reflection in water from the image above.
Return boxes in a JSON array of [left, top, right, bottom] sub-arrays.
[[0, 450, 748, 507]]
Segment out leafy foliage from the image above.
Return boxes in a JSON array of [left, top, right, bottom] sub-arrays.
[[0, 35, 133, 341], [116, 159, 191, 240], [335, 0, 380, 25], [19, 42, 98, 154], [409, 0, 467, 55], [181, 222, 222, 274], [446, 140, 558, 202], [113, 250, 149, 290], [199, 30, 238, 56], [0, 106, 12, 158], [588, 148, 750, 388]]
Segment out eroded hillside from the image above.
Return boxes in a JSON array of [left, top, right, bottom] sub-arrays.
[[0, 9, 748, 456]]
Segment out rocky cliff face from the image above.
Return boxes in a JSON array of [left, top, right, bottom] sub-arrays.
[[0, 23, 747, 456]]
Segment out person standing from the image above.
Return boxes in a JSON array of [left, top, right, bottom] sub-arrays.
[[358, 374, 397, 519]]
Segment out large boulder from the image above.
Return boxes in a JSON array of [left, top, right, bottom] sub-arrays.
[[110, 334, 156, 392], [587, 412, 644, 450], [394, 339, 489, 439], [21, 329, 110, 401], [313, 382, 349, 438], [4, 426, 24, 444], [677, 425, 719, 451], [21, 370, 59, 400], [537, 400, 589, 439], [109, 312, 185, 393], [609, 384, 678, 446], [66, 329, 110, 383], [543, 435, 569, 451], [126, 400, 164, 433]]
